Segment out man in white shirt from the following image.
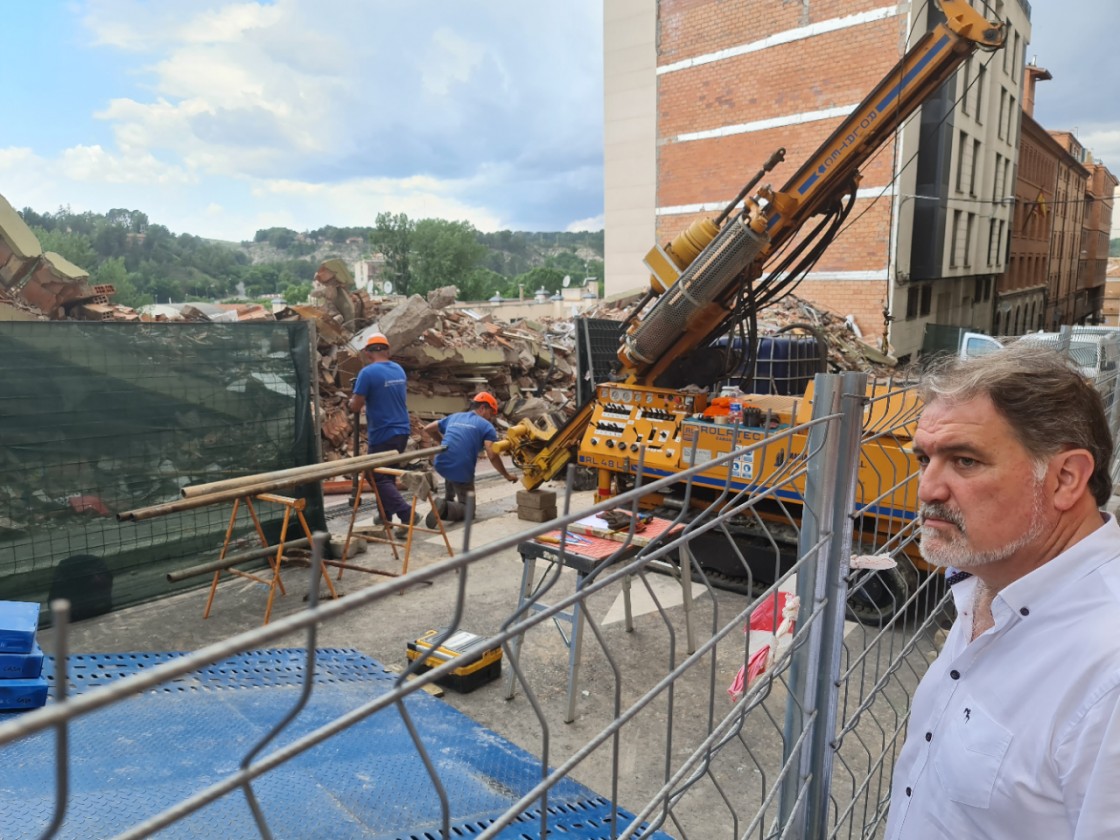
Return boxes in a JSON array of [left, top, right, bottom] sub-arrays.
[[886, 343, 1120, 839]]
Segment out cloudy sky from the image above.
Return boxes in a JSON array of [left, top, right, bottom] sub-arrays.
[[1, 1, 1116, 243], [1027, 0, 1120, 168], [3, 1, 604, 241]]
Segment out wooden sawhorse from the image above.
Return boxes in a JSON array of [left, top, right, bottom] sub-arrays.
[[203, 491, 338, 624], [331, 466, 453, 581]]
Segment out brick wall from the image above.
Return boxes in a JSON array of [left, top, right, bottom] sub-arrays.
[[655, 0, 908, 338]]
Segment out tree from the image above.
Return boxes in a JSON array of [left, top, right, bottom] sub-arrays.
[[544, 250, 586, 277], [460, 267, 506, 302], [509, 266, 566, 298], [34, 228, 97, 272], [410, 218, 487, 296], [370, 212, 414, 296], [283, 282, 312, 306]]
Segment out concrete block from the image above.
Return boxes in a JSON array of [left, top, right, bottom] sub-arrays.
[[517, 505, 557, 523], [516, 489, 557, 509]]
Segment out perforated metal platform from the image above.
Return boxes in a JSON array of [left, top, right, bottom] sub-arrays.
[[0, 649, 671, 839]]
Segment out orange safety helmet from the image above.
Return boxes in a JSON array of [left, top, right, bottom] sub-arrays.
[[473, 391, 499, 411], [364, 332, 390, 351]]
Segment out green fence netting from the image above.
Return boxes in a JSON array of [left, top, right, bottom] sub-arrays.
[[0, 321, 325, 622]]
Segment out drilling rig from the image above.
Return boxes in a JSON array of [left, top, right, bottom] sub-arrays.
[[496, 1, 1005, 621]]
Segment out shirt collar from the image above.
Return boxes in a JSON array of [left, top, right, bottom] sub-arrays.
[[998, 511, 1119, 614], [945, 513, 1119, 617]]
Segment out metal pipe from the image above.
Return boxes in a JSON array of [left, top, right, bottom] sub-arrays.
[[166, 538, 312, 582]]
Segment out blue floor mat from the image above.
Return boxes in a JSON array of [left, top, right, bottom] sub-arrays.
[[0, 649, 671, 839]]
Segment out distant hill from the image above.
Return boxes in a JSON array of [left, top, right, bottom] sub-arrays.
[[14, 206, 603, 309]]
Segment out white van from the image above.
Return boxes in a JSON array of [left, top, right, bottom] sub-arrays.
[[1016, 330, 1120, 389]]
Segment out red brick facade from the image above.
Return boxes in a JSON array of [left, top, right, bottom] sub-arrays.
[[655, 1, 910, 339]]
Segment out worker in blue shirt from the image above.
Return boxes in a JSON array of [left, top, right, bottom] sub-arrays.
[[421, 392, 517, 505], [348, 333, 414, 525]]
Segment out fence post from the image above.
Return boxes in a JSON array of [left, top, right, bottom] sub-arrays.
[[778, 372, 867, 836], [777, 373, 839, 832]]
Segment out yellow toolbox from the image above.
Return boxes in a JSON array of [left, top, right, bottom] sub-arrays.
[[406, 628, 502, 693]]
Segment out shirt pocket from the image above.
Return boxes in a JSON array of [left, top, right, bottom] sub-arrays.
[[931, 699, 1013, 809]]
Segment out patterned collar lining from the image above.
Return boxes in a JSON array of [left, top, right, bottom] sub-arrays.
[[945, 569, 973, 587]]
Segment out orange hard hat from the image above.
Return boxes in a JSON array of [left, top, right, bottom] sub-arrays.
[[473, 391, 499, 411], [364, 332, 390, 350]]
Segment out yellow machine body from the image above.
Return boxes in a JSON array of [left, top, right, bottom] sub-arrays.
[[576, 380, 927, 562]]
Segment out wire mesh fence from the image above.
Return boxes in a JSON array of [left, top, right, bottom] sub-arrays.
[[2, 360, 1118, 839], [0, 321, 324, 618]]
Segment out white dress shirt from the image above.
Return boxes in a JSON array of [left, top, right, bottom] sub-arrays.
[[886, 513, 1120, 839]]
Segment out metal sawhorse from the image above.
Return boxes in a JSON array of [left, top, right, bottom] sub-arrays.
[[504, 519, 695, 722]]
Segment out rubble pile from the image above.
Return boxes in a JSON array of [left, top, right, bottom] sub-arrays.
[[311, 286, 582, 460]]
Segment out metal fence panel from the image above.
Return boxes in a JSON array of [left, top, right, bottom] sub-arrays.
[[0, 372, 1003, 839]]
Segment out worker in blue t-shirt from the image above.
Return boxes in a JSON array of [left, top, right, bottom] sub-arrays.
[[348, 333, 414, 525], [421, 392, 517, 504]]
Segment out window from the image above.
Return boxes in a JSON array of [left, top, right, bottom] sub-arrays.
[[998, 89, 1007, 140], [956, 131, 969, 193], [964, 213, 974, 268], [961, 59, 971, 115], [987, 218, 999, 266], [976, 64, 986, 124], [905, 284, 932, 319], [951, 209, 964, 267], [970, 139, 981, 196]]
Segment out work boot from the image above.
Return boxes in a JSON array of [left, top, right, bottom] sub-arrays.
[[393, 509, 416, 538]]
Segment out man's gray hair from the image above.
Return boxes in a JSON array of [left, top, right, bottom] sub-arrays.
[[919, 342, 1114, 506]]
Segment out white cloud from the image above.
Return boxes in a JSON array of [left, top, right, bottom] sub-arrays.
[[421, 28, 489, 97], [14, 1, 604, 238], [567, 215, 605, 233], [1079, 126, 1120, 172], [59, 145, 195, 186], [253, 175, 505, 232]]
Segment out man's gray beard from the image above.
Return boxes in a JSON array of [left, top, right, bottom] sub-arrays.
[[918, 483, 1047, 569]]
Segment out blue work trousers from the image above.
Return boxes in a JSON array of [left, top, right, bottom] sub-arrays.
[[368, 434, 410, 519]]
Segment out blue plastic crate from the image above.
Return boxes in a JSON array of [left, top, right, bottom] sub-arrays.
[[0, 644, 44, 680], [0, 675, 48, 711], [0, 601, 39, 654]]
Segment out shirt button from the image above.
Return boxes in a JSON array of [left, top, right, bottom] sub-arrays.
[[1020, 607, 1030, 616], [925, 732, 932, 742], [949, 669, 960, 680], [906, 786, 912, 796]]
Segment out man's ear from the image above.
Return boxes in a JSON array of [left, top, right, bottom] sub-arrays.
[[1050, 449, 1094, 511]]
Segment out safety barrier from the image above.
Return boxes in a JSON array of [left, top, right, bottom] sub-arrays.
[[2, 364, 1118, 839]]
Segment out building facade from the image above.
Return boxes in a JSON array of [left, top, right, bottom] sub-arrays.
[[1000, 64, 1058, 336], [1046, 131, 1091, 326], [604, 0, 1032, 360], [1081, 160, 1118, 320]]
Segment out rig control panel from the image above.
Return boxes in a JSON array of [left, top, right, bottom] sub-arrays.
[[577, 383, 708, 476]]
